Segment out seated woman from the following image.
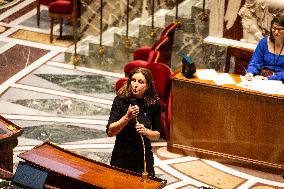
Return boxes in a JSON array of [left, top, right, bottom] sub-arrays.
[[245, 16, 284, 81], [106, 67, 161, 177]]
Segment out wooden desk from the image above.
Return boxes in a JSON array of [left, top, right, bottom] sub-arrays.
[[0, 115, 23, 172], [168, 72, 284, 174], [18, 142, 166, 189]]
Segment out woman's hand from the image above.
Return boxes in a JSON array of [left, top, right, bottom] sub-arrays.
[[107, 105, 139, 137], [135, 122, 148, 135], [245, 73, 254, 81], [254, 75, 268, 80], [245, 73, 268, 81], [135, 122, 160, 140], [126, 105, 139, 120]]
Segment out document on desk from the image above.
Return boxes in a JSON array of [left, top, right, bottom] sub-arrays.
[[196, 69, 218, 80], [196, 70, 236, 85], [237, 77, 284, 95], [213, 73, 237, 85]]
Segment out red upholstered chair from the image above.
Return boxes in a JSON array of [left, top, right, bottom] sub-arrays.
[[48, 0, 78, 43], [115, 51, 172, 139], [36, 0, 57, 27], [147, 62, 172, 139], [133, 22, 177, 67], [124, 50, 160, 76]]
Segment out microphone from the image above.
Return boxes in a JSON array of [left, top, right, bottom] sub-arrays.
[[130, 98, 137, 106], [130, 98, 138, 123]]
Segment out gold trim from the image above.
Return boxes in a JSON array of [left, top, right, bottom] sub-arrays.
[[154, 51, 160, 63], [6, 124, 16, 131], [170, 143, 284, 170], [154, 37, 168, 51]]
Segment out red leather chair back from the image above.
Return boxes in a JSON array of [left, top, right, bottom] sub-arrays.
[[148, 62, 172, 139], [147, 63, 172, 105], [160, 22, 177, 38], [124, 51, 160, 75], [159, 22, 177, 67]]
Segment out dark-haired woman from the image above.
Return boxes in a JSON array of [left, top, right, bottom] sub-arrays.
[[245, 16, 284, 81], [106, 67, 161, 176]]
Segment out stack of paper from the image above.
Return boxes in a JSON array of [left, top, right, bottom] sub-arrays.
[[237, 77, 284, 95], [196, 69, 236, 85]]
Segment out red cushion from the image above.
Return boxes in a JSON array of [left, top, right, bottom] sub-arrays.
[[147, 62, 172, 101], [124, 60, 148, 75], [40, 0, 57, 6], [133, 47, 151, 61], [125, 51, 160, 75], [49, 0, 73, 14], [115, 77, 128, 92]]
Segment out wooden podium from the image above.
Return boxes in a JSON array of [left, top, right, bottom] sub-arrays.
[[169, 71, 284, 174], [18, 142, 166, 189], [0, 115, 23, 172]]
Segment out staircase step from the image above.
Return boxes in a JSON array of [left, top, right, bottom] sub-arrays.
[[138, 9, 171, 40], [64, 35, 95, 65], [115, 17, 141, 37], [165, 0, 201, 33], [110, 17, 143, 63], [64, 0, 210, 73], [191, 0, 210, 19], [89, 27, 120, 49], [113, 17, 141, 47], [167, 0, 200, 20]]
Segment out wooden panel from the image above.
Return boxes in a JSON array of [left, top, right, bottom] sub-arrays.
[[18, 142, 166, 189], [168, 72, 284, 174], [0, 115, 23, 172], [225, 46, 254, 75]]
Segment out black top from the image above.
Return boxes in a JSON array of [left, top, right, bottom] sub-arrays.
[[106, 96, 161, 176]]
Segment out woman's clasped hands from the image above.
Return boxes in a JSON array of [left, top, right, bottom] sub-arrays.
[[125, 104, 148, 135], [126, 104, 139, 120]]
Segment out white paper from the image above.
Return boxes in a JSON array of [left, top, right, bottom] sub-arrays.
[[196, 69, 218, 80], [237, 78, 284, 95], [213, 73, 237, 85]]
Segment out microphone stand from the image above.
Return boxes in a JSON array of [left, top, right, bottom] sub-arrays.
[[140, 134, 149, 182], [135, 117, 149, 182]]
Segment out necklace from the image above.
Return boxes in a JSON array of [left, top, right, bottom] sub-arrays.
[[273, 42, 284, 65]]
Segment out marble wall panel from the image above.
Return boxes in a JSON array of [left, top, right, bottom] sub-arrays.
[[202, 43, 227, 71]]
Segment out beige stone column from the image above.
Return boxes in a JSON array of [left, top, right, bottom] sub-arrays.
[[209, 0, 225, 37]]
